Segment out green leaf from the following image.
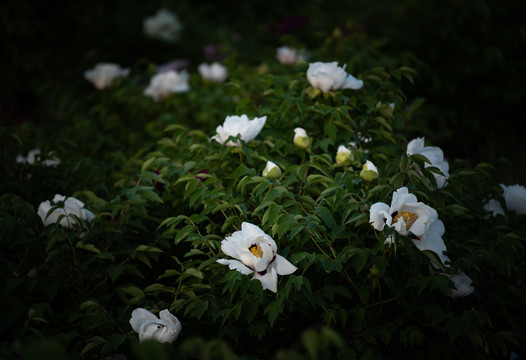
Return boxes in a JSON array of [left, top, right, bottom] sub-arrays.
[[76, 241, 101, 254], [315, 206, 337, 230]]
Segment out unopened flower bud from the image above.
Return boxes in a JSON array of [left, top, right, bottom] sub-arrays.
[[293, 127, 310, 149], [360, 160, 379, 182], [262, 161, 281, 179], [335, 145, 353, 165]]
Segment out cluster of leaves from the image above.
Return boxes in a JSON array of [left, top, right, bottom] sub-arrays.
[[1, 1, 525, 360]]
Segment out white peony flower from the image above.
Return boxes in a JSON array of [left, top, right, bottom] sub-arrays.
[[276, 46, 306, 65], [144, 70, 190, 101], [16, 149, 60, 167], [143, 9, 182, 42], [38, 194, 95, 229], [198, 62, 228, 83], [293, 127, 310, 149], [130, 308, 182, 343], [407, 137, 450, 189], [262, 161, 281, 179], [360, 160, 379, 182], [84, 63, 129, 90], [500, 183, 526, 215], [335, 145, 353, 165], [211, 114, 266, 146], [306, 61, 363, 93], [369, 187, 438, 238], [216, 222, 297, 293]]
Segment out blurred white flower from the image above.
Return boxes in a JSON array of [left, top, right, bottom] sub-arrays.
[[38, 194, 95, 229], [211, 114, 266, 146], [262, 161, 281, 179], [198, 62, 228, 83], [335, 145, 353, 165], [306, 61, 363, 93], [130, 308, 182, 343], [293, 127, 310, 149], [144, 70, 190, 101], [84, 63, 129, 90], [16, 149, 60, 167], [449, 271, 475, 297], [276, 46, 306, 65], [360, 160, 379, 182], [500, 183, 526, 215], [217, 222, 297, 292], [349, 133, 371, 153], [143, 9, 182, 42], [407, 137, 450, 189], [483, 198, 505, 217]]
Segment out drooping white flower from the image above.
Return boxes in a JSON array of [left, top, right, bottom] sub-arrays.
[[500, 183, 526, 215], [130, 308, 182, 343], [216, 222, 297, 293], [198, 62, 228, 83], [144, 70, 190, 101], [293, 127, 310, 149], [38, 194, 95, 229], [84, 63, 129, 90], [16, 149, 60, 167], [276, 46, 306, 65], [143, 9, 182, 42], [306, 61, 363, 93], [335, 145, 353, 165], [360, 160, 379, 182], [211, 114, 266, 146], [262, 161, 281, 179], [407, 137, 450, 189]]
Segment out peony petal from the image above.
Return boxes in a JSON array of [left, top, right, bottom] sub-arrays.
[[253, 266, 278, 293], [129, 308, 159, 333], [369, 202, 390, 231], [341, 73, 363, 90], [217, 259, 253, 275], [273, 254, 297, 275]]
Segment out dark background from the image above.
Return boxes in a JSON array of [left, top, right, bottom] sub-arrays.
[[2, 0, 525, 184]]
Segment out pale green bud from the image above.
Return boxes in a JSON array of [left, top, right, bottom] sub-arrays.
[[293, 127, 310, 148], [262, 161, 281, 179], [335, 145, 353, 164], [360, 160, 379, 182]]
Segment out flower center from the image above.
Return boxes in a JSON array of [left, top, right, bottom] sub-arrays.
[[249, 244, 264, 258], [392, 211, 418, 230]]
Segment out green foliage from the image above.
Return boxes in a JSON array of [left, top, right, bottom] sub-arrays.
[[1, 1, 525, 359]]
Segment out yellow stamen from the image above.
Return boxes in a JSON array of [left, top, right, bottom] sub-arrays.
[[392, 211, 418, 230], [249, 244, 264, 258]]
